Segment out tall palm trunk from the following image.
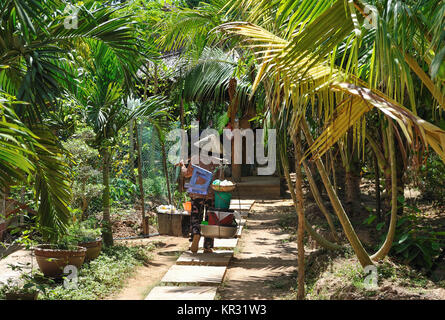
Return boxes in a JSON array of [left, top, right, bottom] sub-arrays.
[[135, 123, 146, 223], [293, 133, 305, 300], [371, 121, 398, 261], [279, 129, 342, 251], [101, 148, 113, 247], [156, 126, 172, 205], [345, 129, 362, 216], [179, 87, 185, 193], [374, 153, 381, 220], [302, 157, 340, 243], [129, 120, 136, 184], [229, 78, 241, 182], [301, 119, 373, 267]]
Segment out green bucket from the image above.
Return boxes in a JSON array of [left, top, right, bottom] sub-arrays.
[[214, 191, 232, 209]]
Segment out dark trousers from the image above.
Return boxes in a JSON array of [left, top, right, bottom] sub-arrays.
[[190, 198, 214, 249]]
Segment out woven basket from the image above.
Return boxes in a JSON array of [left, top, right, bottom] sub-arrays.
[[211, 184, 236, 192]]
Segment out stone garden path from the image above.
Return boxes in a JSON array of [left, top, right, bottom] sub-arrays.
[[144, 200, 254, 300]]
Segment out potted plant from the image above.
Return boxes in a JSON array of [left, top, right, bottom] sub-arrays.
[[0, 267, 49, 300], [34, 233, 86, 278], [68, 222, 102, 262], [2, 278, 39, 300]]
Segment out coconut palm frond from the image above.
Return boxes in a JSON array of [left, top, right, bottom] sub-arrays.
[[307, 82, 445, 163], [32, 125, 72, 242], [0, 97, 37, 187], [157, 0, 228, 53], [218, 1, 445, 165], [181, 47, 241, 104]]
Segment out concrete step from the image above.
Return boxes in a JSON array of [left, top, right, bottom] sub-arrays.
[[161, 265, 227, 286], [177, 250, 233, 266]]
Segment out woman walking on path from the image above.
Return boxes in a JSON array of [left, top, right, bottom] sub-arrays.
[[178, 153, 224, 253]]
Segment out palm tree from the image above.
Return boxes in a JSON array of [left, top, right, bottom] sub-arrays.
[[126, 95, 171, 231], [0, 0, 142, 240], [217, 0, 445, 270]]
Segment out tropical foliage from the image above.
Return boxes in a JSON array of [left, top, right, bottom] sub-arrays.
[[0, 0, 444, 301]]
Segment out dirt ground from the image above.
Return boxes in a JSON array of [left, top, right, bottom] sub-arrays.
[[217, 200, 299, 299], [216, 193, 445, 300]]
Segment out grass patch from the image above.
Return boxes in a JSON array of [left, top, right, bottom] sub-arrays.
[[36, 245, 154, 300]]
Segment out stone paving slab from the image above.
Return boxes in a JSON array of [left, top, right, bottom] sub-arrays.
[[229, 200, 255, 218], [145, 286, 217, 300], [161, 265, 227, 286], [177, 250, 233, 266], [199, 237, 239, 249]]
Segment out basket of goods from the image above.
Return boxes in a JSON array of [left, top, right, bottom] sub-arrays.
[[211, 179, 236, 192]]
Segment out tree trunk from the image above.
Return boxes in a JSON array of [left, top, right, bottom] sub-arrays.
[[178, 88, 185, 193], [395, 140, 405, 216], [334, 149, 346, 199], [81, 195, 88, 221], [374, 153, 381, 220], [345, 129, 362, 216], [156, 126, 172, 205], [101, 148, 113, 247], [229, 78, 241, 182], [366, 131, 390, 216], [293, 133, 305, 300], [279, 133, 342, 251], [302, 119, 373, 267], [330, 150, 338, 196], [135, 122, 146, 224], [371, 121, 398, 261], [129, 120, 136, 184], [302, 158, 340, 243]]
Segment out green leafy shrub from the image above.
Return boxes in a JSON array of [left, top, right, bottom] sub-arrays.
[[391, 213, 444, 270], [388, 198, 444, 270]]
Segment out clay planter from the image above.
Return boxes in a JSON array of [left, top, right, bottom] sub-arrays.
[[34, 245, 86, 278], [5, 291, 39, 300], [78, 239, 102, 262]]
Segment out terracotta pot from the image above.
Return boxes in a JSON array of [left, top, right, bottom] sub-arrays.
[[78, 239, 102, 262], [5, 291, 39, 300], [34, 245, 86, 278]]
